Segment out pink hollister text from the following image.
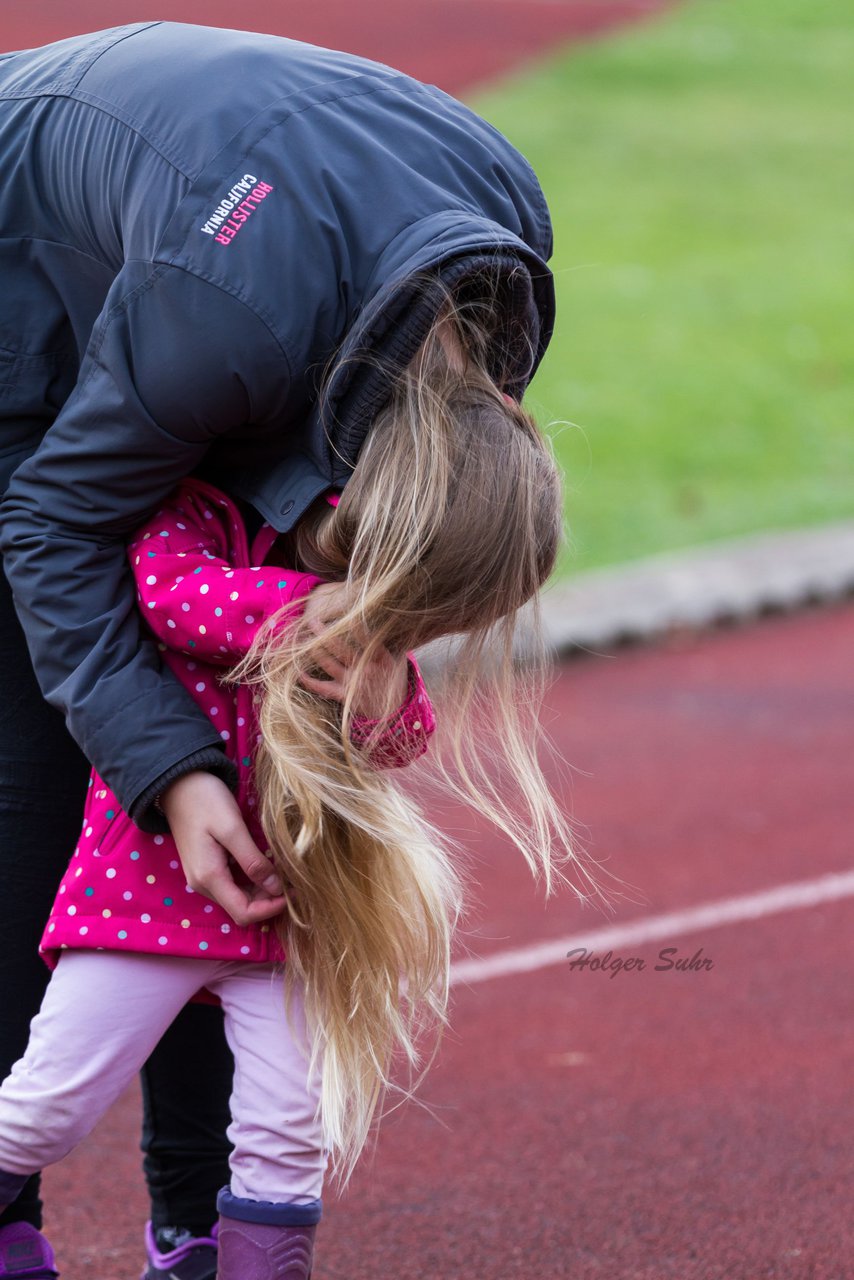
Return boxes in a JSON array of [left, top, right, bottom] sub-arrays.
[[212, 181, 274, 246]]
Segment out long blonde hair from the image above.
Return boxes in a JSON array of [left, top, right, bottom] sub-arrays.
[[229, 276, 612, 1187]]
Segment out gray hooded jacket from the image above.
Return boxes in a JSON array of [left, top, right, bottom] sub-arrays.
[[0, 22, 555, 830]]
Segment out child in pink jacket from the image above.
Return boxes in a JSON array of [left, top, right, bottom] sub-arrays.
[[0, 477, 435, 1277], [40, 477, 433, 967], [0, 350, 590, 1280]]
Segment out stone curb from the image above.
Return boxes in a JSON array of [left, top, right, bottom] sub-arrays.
[[540, 521, 854, 658]]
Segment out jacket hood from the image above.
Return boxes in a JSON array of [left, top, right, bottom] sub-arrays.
[[233, 212, 555, 531], [320, 210, 555, 466]]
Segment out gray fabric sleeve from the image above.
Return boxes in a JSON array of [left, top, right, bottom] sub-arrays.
[[0, 263, 288, 827]]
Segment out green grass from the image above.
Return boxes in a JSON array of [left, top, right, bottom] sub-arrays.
[[470, 0, 854, 575]]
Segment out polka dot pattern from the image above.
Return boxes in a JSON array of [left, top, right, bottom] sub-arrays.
[[39, 477, 435, 971]]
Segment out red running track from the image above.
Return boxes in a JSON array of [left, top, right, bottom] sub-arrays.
[[4, 1, 672, 96], [44, 602, 854, 1278]]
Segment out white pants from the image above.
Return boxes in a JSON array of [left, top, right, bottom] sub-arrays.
[[0, 952, 327, 1204]]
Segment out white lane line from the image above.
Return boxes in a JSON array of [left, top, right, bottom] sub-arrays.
[[450, 870, 854, 987]]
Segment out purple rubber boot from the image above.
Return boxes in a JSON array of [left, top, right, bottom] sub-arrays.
[[215, 1188, 321, 1280], [0, 1223, 59, 1279]]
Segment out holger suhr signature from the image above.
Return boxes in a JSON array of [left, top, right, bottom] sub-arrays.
[[566, 947, 714, 978]]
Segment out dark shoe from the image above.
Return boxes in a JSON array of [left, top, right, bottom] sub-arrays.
[[141, 1222, 218, 1280], [0, 1223, 59, 1279]]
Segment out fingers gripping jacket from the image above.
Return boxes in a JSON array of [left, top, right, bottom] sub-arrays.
[[216, 1190, 321, 1280]]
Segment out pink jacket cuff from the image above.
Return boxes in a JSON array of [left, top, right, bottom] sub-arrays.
[[348, 654, 435, 768]]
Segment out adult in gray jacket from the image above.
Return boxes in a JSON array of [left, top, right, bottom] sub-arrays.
[[0, 21, 554, 1279]]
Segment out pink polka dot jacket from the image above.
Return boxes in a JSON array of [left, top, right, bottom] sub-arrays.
[[40, 477, 435, 969]]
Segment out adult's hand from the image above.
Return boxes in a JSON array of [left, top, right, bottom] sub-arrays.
[[160, 771, 287, 926]]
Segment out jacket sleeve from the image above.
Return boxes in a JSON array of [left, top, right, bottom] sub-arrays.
[[130, 493, 436, 768], [129, 500, 325, 665], [0, 263, 293, 833]]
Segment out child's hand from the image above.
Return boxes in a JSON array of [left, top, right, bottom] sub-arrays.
[[299, 582, 409, 718], [160, 771, 288, 926]]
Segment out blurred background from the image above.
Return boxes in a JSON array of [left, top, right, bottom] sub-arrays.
[[8, 8, 852, 1277], [7, 0, 852, 579]]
